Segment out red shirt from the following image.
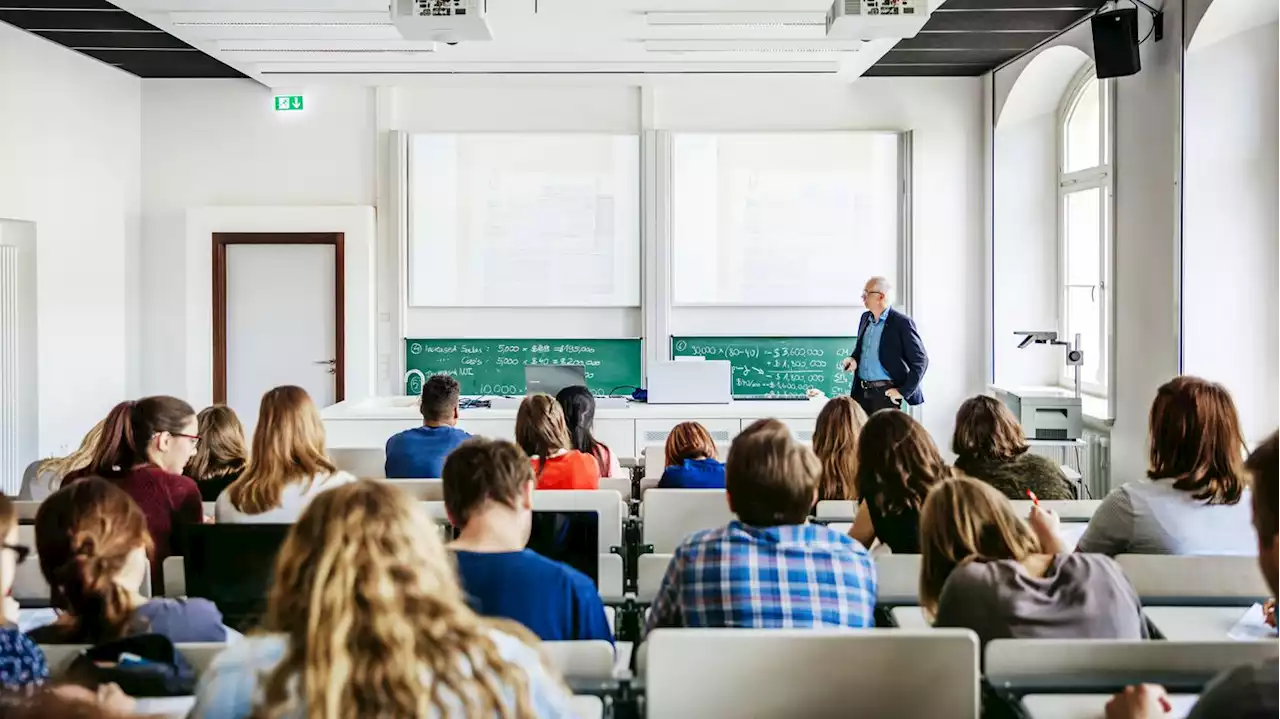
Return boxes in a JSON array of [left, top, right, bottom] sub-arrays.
[[531, 451, 600, 491], [105, 465, 203, 591]]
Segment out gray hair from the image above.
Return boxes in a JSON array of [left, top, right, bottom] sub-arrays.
[[867, 276, 893, 300]]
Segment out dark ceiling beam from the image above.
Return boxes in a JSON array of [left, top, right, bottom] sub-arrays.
[[896, 30, 1056, 49], [920, 8, 1094, 32], [0, 8, 153, 31]]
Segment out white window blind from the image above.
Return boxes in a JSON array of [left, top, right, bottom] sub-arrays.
[[407, 133, 641, 308], [671, 132, 901, 307]]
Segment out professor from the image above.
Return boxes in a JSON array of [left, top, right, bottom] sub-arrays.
[[840, 276, 929, 415]]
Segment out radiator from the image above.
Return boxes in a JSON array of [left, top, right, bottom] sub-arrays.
[[1082, 428, 1111, 499], [0, 246, 17, 495]]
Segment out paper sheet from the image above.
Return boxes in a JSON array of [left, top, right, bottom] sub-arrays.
[[1227, 602, 1279, 641]]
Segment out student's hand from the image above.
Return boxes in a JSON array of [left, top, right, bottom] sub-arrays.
[[1264, 598, 1276, 627], [885, 388, 903, 402], [97, 683, 136, 714], [1027, 505, 1067, 553], [1105, 684, 1172, 718], [2, 596, 19, 625], [841, 357, 857, 373]]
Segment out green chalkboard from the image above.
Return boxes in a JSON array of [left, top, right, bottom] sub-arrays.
[[404, 339, 643, 396], [671, 336, 856, 398]]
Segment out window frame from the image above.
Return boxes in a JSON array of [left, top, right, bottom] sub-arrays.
[[1055, 66, 1115, 397]]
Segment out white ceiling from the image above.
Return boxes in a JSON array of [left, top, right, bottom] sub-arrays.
[[108, 0, 928, 84]]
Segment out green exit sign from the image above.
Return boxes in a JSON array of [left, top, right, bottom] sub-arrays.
[[274, 95, 304, 112]]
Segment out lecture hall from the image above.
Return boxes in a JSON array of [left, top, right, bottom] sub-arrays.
[[0, 0, 1275, 717]]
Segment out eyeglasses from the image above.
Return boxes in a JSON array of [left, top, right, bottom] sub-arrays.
[[169, 432, 201, 446], [860, 291, 884, 299], [4, 544, 29, 564]]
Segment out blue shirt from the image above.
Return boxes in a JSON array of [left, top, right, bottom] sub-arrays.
[[658, 458, 726, 489], [857, 309, 893, 382], [0, 627, 46, 690], [453, 550, 612, 643], [188, 630, 578, 719], [384, 425, 471, 479], [646, 521, 876, 632]]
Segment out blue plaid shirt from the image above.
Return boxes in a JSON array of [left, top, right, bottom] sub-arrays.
[[645, 521, 877, 632]]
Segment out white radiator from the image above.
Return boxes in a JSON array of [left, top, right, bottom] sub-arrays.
[[1082, 428, 1111, 499], [0, 245, 18, 495]]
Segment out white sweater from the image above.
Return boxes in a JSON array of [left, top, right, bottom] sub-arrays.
[[214, 471, 358, 524]]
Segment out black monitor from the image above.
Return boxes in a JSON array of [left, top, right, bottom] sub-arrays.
[[181, 524, 290, 633]]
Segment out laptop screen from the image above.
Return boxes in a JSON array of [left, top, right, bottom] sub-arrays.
[[524, 365, 587, 397], [182, 524, 290, 632]]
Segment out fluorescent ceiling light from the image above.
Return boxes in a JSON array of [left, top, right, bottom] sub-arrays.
[[645, 12, 825, 27], [169, 11, 391, 27], [217, 39, 434, 52], [644, 39, 863, 52]]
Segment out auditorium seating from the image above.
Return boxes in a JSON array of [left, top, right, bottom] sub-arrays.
[[1116, 554, 1270, 606], [640, 489, 734, 554], [328, 447, 386, 479]]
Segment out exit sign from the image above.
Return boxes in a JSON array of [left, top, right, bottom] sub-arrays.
[[274, 95, 304, 112]]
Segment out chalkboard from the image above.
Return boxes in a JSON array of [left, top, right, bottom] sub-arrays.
[[671, 336, 856, 398], [404, 339, 643, 396]]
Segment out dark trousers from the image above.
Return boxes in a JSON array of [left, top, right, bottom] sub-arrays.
[[854, 381, 902, 416]]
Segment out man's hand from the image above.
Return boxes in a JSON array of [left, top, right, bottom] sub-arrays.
[[885, 387, 903, 402], [1105, 685, 1172, 719], [841, 357, 857, 373]]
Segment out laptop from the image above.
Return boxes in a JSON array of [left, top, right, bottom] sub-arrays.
[[181, 524, 291, 632], [524, 365, 587, 397]]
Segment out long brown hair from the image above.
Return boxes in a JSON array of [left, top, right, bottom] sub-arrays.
[[38, 418, 107, 485], [514, 394, 571, 477], [952, 395, 1029, 463], [185, 405, 248, 483], [918, 476, 1043, 617], [226, 386, 336, 515], [1148, 376, 1247, 504], [34, 478, 153, 643], [856, 411, 950, 516], [812, 397, 867, 501], [68, 397, 195, 481], [255, 480, 555, 719], [664, 422, 718, 468]]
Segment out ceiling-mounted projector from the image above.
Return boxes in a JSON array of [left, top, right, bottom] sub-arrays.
[[392, 0, 492, 43], [826, 0, 931, 40]]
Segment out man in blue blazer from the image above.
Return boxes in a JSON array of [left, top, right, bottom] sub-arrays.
[[841, 277, 929, 415]]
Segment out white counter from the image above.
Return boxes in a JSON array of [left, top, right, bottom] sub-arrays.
[[322, 396, 829, 456]]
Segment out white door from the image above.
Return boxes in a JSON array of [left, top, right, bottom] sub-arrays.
[[226, 244, 337, 435]]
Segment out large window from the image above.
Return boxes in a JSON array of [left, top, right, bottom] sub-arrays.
[[1057, 71, 1111, 394]]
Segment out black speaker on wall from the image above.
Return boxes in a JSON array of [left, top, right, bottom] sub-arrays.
[[1091, 7, 1141, 78]]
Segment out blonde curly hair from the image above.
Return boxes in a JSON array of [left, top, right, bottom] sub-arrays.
[[253, 480, 554, 719]]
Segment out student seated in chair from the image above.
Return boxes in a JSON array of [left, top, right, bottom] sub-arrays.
[[920, 476, 1147, 647], [646, 419, 876, 630], [812, 396, 867, 502], [384, 374, 471, 479], [444, 437, 612, 643], [556, 386, 622, 479], [951, 395, 1074, 501], [849, 411, 951, 554], [184, 405, 249, 502], [658, 422, 725, 490], [1078, 376, 1255, 556], [0, 495, 46, 690], [515, 394, 600, 491], [28, 479, 230, 645], [188, 480, 576, 719], [1105, 431, 1279, 719]]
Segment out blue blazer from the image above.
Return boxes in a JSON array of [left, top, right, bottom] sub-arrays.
[[850, 307, 929, 405]]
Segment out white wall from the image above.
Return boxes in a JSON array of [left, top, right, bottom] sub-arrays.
[[1182, 20, 1279, 444], [140, 81, 376, 400], [0, 24, 141, 457]]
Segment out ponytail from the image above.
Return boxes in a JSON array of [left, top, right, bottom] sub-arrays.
[[68, 397, 195, 481]]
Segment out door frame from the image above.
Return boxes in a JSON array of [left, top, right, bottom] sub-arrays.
[[212, 232, 345, 405]]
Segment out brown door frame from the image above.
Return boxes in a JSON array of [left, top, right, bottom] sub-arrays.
[[212, 232, 345, 405]]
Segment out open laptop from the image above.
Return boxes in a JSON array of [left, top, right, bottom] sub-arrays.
[[182, 524, 290, 632], [525, 364, 587, 397]]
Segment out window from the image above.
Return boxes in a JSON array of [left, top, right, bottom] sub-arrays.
[[1057, 70, 1111, 394]]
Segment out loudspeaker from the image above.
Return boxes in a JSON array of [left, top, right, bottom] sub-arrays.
[[1091, 7, 1141, 78]]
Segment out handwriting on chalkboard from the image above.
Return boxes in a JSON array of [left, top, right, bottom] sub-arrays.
[[404, 338, 642, 396], [671, 337, 856, 397]]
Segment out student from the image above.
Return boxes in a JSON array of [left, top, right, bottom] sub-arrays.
[[812, 396, 868, 502], [646, 419, 876, 630], [217, 386, 356, 524], [384, 374, 471, 479], [0, 495, 47, 690], [28, 479, 229, 645], [64, 397, 203, 590], [21, 419, 106, 502], [514, 394, 599, 491], [1078, 376, 1255, 556], [184, 405, 248, 502], [445, 437, 612, 643], [555, 385, 622, 478], [189, 481, 577, 719], [658, 422, 725, 490], [951, 395, 1074, 501], [1104, 432, 1279, 719], [849, 410, 950, 554], [920, 476, 1147, 646]]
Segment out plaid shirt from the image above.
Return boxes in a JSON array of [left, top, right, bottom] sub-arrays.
[[645, 521, 877, 632]]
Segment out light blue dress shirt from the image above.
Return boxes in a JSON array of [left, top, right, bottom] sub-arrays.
[[858, 309, 893, 382], [188, 630, 579, 719]]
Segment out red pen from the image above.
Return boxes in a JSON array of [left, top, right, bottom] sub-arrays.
[[1026, 489, 1040, 505]]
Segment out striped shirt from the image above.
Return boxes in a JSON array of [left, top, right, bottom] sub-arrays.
[[645, 521, 876, 632]]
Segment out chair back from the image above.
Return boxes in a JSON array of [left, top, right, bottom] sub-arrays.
[[813, 500, 855, 522], [641, 489, 734, 553], [637, 553, 672, 603], [328, 448, 386, 479], [382, 478, 444, 501], [1116, 554, 1270, 605], [1008, 499, 1101, 521], [875, 553, 922, 605], [541, 640, 615, 680]]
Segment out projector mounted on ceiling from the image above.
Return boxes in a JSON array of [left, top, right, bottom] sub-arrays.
[[392, 0, 492, 43], [826, 0, 930, 40]]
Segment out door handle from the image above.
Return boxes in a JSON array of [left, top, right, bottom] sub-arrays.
[[313, 359, 337, 365]]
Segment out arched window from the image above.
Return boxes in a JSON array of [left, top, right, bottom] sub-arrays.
[[1057, 68, 1111, 395]]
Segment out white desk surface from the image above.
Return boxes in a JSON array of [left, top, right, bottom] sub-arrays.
[[323, 396, 828, 422], [1021, 694, 1197, 719], [134, 696, 196, 718], [891, 606, 930, 629], [1144, 606, 1276, 642]]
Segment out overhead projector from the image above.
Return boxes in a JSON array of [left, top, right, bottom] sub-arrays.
[[392, 0, 493, 43], [826, 0, 931, 40]]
